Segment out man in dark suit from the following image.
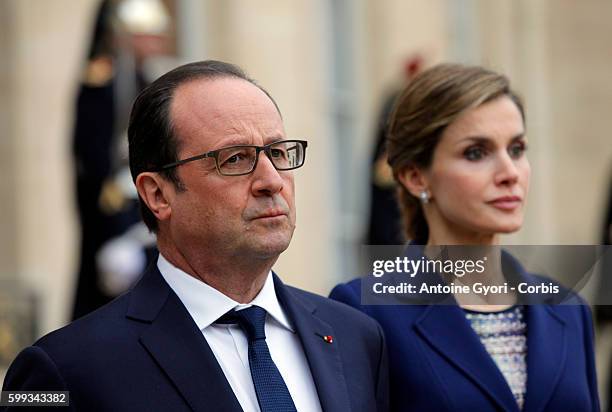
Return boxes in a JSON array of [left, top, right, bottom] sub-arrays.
[[2, 60, 388, 412]]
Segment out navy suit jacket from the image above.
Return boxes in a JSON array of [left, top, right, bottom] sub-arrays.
[[330, 251, 599, 412], [2, 265, 389, 411]]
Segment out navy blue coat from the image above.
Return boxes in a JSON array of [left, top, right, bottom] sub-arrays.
[[330, 252, 599, 412], [2, 265, 389, 411]]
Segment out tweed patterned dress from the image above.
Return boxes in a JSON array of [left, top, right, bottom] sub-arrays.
[[464, 306, 528, 410]]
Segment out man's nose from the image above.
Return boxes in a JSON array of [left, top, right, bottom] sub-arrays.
[[251, 151, 284, 195]]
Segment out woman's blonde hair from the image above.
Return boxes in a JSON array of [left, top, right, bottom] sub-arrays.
[[386, 63, 524, 243]]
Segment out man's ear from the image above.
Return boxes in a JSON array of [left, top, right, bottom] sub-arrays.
[[397, 166, 430, 198], [135, 172, 173, 222]]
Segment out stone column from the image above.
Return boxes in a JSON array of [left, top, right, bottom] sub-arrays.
[[0, 0, 36, 377], [0, 0, 98, 377]]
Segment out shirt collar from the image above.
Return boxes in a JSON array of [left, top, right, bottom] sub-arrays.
[[157, 253, 294, 332]]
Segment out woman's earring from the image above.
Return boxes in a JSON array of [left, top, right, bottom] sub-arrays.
[[419, 190, 429, 204]]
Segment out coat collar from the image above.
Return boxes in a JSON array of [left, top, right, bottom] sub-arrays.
[[127, 264, 243, 412], [409, 246, 567, 412], [522, 305, 567, 412], [273, 273, 352, 412], [414, 306, 567, 412], [126, 264, 351, 412], [414, 303, 520, 411]]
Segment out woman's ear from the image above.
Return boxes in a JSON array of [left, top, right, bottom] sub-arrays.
[[135, 172, 173, 222], [397, 166, 430, 198]]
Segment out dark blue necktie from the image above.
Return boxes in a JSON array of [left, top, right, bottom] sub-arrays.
[[217, 306, 297, 412]]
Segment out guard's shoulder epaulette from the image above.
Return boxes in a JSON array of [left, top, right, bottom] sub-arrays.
[[83, 56, 114, 87]]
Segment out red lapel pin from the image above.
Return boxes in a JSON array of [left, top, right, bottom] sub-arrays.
[[316, 333, 334, 344]]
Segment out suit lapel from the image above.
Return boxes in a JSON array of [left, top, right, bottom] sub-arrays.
[[414, 305, 520, 412], [273, 275, 352, 412], [127, 265, 243, 412], [502, 252, 568, 412], [522, 305, 566, 412]]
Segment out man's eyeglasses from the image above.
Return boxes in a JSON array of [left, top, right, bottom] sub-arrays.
[[158, 140, 308, 176]]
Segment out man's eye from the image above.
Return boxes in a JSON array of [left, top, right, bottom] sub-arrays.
[[221, 151, 249, 166], [464, 146, 486, 161], [508, 142, 527, 159], [270, 148, 286, 158]]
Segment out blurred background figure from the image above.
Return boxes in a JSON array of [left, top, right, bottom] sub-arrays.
[[72, 0, 172, 319], [366, 54, 423, 246], [596, 167, 612, 310], [596, 166, 612, 411]]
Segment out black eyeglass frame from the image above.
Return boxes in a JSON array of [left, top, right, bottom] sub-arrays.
[[157, 139, 308, 176]]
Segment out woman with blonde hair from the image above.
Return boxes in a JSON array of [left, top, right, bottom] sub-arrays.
[[331, 64, 598, 411]]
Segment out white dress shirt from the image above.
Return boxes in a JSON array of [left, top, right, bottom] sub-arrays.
[[157, 254, 322, 412]]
